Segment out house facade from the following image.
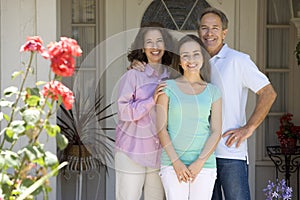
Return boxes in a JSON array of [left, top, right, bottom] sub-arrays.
[[1, 0, 300, 199]]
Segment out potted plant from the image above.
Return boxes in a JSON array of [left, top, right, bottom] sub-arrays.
[[57, 88, 116, 199], [57, 90, 116, 171], [276, 113, 300, 153]]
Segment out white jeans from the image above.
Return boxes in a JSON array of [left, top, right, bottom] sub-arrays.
[[115, 151, 165, 200], [159, 166, 216, 200]]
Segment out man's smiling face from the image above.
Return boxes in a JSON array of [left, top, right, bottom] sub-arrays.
[[198, 13, 228, 57]]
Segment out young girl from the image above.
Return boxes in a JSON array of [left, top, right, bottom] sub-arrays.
[[156, 34, 222, 200], [115, 23, 174, 200]]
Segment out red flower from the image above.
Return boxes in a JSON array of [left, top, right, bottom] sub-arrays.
[[42, 80, 75, 110], [43, 37, 82, 77], [20, 36, 45, 53], [276, 113, 299, 141], [60, 37, 82, 57], [50, 53, 76, 77]]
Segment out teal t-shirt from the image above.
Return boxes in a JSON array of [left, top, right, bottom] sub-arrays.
[[161, 79, 221, 168]]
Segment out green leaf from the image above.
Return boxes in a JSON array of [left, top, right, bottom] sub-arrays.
[[3, 150, 20, 167], [0, 154, 5, 169], [11, 120, 26, 134], [4, 131, 14, 143], [26, 87, 40, 97], [43, 184, 52, 196], [19, 178, 42, 197], [26, 96, 40, 107], [57, 95, 63, 105], [16, 162, 68, 200], [3, 113, 10, 121], [45, 124, 60, 137], [0, 127, 6, 137], [33, 157, 45, 166], [21, 178, 35, 187], [20, 145, 44, 161], [45, 99, 53, 110], [4, 86, 19, 97], [0, 100, 14, 107], [44, 151, 58, 168], [12, 70, 24, 80], [56, 133, 68, 150], [23, 109, 40, 126], [20, 178, 34, 188], [53, 125, 61, 135], [5, 127, 15, 138], [0, 172, 13, 185]]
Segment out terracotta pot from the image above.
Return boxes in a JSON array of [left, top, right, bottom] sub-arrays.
[[62, 144, 100, 171], [279, 138, 297, 154], [64, 144, 91, 158]]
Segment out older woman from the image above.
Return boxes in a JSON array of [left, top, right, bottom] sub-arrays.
[[115, 22, 174, 200]]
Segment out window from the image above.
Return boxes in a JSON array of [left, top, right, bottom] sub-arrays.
[[258, 0, 292, 157], [142, 0, 210, 30], [60, 0, 102, 94]]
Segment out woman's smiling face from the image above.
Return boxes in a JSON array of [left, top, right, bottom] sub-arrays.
[[180, 40, 204, 74], [143, 29, 165, 64]]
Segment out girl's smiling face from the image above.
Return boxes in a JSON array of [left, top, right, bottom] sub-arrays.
[[179, 40, 204, 74], [143, 29, 165, 64]]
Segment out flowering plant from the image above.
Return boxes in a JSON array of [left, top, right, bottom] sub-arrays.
[[276, 113, 300, 143], [0, 36, 82, 199], [263, 179, 292, 200]]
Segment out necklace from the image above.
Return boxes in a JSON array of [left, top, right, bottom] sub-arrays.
[[191, 82, 207, 86], [178, 77, 207, 86], [160, 0, 199, 30]]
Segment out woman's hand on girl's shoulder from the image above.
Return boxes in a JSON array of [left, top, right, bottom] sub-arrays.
[[127, 60, 146, 71], [153, 81, 167, 103]]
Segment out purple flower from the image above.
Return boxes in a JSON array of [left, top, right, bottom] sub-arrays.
[[263, 179, 292, 200]]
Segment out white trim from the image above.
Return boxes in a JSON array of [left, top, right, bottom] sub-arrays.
[[0, 1, 2, 103]]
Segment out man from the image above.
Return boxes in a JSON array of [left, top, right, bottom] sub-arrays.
[[197, 7, 277, 199]]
